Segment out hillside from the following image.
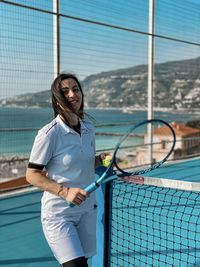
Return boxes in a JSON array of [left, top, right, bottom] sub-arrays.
[[1, 57, 200, 110]]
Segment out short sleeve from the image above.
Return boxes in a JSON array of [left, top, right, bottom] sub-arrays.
[[29, 130, 53, 167]]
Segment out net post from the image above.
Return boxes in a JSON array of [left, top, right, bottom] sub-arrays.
[[103, 181, 112, 267], [147, 0, 155, 164]]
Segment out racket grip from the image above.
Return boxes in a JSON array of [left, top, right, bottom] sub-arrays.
[[68, 182, 99, 208], [84, 182, 99, 193]]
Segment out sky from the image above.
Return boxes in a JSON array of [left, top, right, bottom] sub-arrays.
[[0, 0, 200, 99]]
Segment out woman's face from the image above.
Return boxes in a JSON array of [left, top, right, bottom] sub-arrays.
[[60, 78, 83, 112]]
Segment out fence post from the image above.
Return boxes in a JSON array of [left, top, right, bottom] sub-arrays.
[[53, 0, 60, 77]]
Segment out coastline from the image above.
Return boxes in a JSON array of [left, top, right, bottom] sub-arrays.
[[1, 105, 200, 112], [1, 105, 200, 117], [0, 155, 28, 181], [0, 155, 30, 194]]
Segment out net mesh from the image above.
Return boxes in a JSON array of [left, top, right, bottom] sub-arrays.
[[104, 177, 200, 267]]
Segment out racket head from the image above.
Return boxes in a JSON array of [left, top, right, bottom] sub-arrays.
[[113, 119, 176, 176]]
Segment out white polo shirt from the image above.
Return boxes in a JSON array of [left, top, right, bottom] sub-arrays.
[[29, 115, 97, 217]]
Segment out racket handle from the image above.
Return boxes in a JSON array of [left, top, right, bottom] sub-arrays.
[[69, 167, 107, 208], [67, 182, 99, 208], [84, 181, 100, 193]]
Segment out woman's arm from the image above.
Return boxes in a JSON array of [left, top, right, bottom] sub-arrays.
[[26, 168, 88, 205]]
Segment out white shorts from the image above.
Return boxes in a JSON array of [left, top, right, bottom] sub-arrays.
[[42, 206, 97, 264]]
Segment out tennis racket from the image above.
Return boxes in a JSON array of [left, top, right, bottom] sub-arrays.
[[69, 119, 176, 207]]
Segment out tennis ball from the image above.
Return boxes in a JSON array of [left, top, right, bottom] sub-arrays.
[[102, 155, 112, 167]]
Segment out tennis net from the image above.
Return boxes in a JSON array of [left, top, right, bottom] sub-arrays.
[[104, 176, 200, 267]]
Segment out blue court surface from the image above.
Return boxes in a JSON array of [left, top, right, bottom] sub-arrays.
[[0, 190, 59, 267], [0, 189, 104, 267], [145, 157, 200, 182], [0, 157, 200, 267]]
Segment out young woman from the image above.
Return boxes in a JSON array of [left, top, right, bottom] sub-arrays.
[[26, 73, 105, 267]]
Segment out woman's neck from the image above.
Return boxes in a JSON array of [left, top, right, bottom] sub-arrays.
[[69, 113, 79, 126], [59, 113, 79, 126]]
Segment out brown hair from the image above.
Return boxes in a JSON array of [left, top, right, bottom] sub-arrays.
[[51, 73, 84, 126]]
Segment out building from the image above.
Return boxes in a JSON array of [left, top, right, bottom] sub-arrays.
[[136, 122, 200, 166]]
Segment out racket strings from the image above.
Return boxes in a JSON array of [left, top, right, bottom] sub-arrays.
[[114, 121, 175, 175]]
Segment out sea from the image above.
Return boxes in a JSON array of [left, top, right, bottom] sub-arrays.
[[0, 107, 200, 157]]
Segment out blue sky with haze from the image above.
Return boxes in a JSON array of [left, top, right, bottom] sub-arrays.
[[0, 0, 200, 98]]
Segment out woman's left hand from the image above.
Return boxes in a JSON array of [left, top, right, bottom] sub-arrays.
[[95, 152, 112, 168]]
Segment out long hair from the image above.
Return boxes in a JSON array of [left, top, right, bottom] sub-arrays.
[[51, 73, 84, 126]]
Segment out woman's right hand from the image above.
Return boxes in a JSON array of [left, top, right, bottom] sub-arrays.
[[60, 187, 89, 206]]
